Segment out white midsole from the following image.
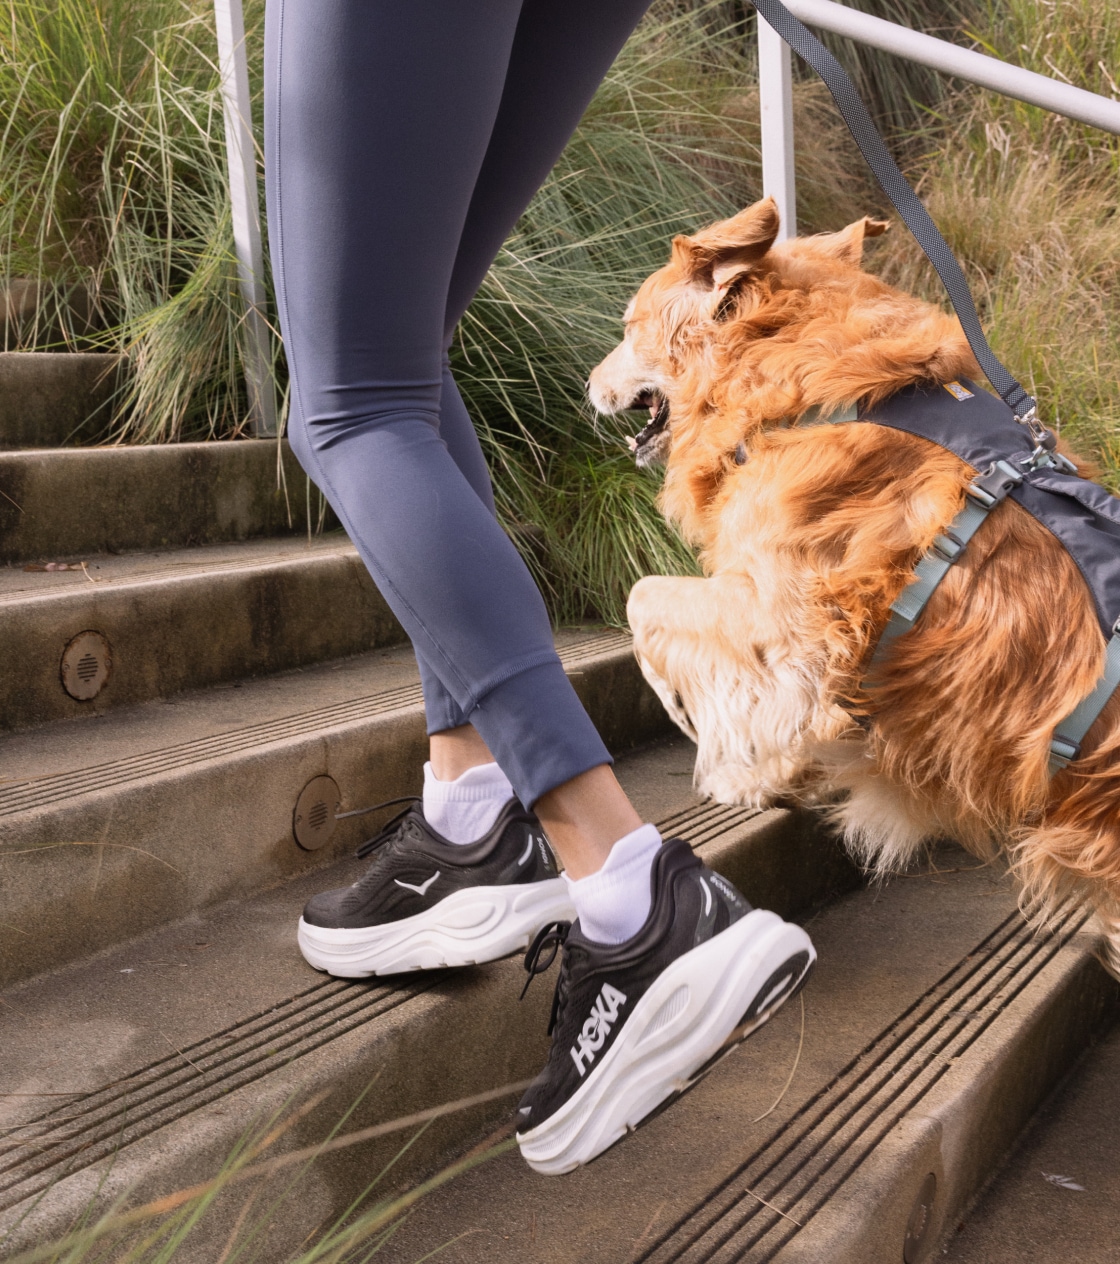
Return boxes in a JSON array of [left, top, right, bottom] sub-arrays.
[[516, 909, 814, 1174], [297, 878, 575, 977]]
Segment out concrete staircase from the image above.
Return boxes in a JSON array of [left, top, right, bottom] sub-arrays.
[[1, 357, 1116, 1263]]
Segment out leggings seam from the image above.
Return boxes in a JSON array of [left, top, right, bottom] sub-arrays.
[[466, 650, 565, 715]]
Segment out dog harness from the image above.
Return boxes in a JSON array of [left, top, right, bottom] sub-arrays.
[[814, 380, 1120, 774], [736, 0, 1120, 776]]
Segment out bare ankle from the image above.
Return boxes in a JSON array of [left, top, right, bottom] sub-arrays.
[[429, 724, 495, 781], [534, 764, 643, 879]]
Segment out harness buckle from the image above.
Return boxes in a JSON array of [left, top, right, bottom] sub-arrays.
[[966, 460, 1024, 510], [931, 530, 965, 563], [1049, 735, 1081, 766]]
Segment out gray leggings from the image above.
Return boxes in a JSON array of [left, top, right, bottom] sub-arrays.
[[264, 0, 652, 806]]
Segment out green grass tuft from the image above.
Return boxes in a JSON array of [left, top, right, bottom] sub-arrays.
[[2, 0, 1119, 622]]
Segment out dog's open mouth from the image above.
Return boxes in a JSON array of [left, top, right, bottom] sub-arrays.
[[625, 391, 670, 468]]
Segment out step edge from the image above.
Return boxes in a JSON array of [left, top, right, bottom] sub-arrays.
[[0, 632, 636, 820], [762, 926, 1118, 1264], [0, 542, 362, 607]]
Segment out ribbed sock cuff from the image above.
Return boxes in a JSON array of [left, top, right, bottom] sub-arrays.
[[564, 823, 663, 945], [422, 761, 514, 844]]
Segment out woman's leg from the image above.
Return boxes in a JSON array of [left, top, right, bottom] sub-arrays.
[[422, 369, 645, 872], [266, 0, 613, 813], [427, 0, 655, 865], [272, 8, 816, 1167]]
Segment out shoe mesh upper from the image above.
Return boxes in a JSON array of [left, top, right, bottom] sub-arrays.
[[302, 800, 556, 929]]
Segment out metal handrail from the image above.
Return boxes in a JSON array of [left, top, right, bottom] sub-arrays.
[[758, 0, 1120, 240], [214, 0, 276, 437]]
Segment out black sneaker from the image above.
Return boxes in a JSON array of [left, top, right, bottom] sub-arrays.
[[514, 838, 815, 1174], [297, 798, 573, 977]]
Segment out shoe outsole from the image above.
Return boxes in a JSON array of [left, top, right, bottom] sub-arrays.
[[297, 877, 575, 977], [515, 909, 815, 1175]]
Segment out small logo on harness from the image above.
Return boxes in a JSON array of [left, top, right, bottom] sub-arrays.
[[570, 983, 628, 1077], [942, 380, 974, 401]]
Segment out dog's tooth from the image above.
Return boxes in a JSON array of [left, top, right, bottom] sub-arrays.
[[626, 435, 639, 452]]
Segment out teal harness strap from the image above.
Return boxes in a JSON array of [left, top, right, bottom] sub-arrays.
[[804, 406, 1022, 687], [862, 462, 1024, 688], [865, 495, 992, 675], [1049, 627, 1120, 774]]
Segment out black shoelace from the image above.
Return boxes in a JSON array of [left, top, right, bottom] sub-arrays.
[[520, 919, 572, 1035], [345, 796, 423, 859]]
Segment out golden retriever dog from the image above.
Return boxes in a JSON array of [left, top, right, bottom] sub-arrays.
[[589, 196, 1120, 970]]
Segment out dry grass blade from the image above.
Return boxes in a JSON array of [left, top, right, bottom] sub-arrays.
[[752, 992, 806, 1123], [2, 1080, 531, 1264]]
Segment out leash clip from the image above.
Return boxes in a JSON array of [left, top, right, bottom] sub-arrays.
[[1015, 403, 1050, 444], [1014, 403, 1071, 471]]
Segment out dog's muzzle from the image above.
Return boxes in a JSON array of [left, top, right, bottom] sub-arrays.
[[625, 393, 670, 469]]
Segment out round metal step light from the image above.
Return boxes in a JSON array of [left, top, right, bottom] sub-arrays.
[[903, 1171, 938, 1264], [60, 630, 112, 701], [293, 775, 341, 851]]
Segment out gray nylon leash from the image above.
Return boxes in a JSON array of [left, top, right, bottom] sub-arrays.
[[750, 0, 1035, 420]]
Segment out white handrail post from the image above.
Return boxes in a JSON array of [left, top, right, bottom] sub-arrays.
[[758, 14, 797, 241], [214, 0, 277, 437]]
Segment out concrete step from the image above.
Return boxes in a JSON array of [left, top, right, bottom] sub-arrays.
[[0, 533, 402, 731], [0, 629, 666, 989], [0, 738, 856, 1258], [0, 439, 329, 564], [1, 282, 103, 353], [945, 1015, 1120, 1262], [362, 849, 1116, 1264], [0, 352, 124, 448]]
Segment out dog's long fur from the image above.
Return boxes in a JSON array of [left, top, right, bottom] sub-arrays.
[[589, 197, 1120, 970]]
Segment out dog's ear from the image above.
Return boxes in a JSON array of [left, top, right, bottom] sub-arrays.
[[807, 216, 890, 266], [671, 198, 781, 289]]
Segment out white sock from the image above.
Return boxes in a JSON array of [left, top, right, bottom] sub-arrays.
[[564, 823, 663, 945], [422, 761, 515, 844]]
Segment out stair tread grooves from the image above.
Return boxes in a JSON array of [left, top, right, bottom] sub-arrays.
[[0, 986, 428, 1205], [5, 981, 404, 1147], [651, 920, 1049, 1250], [0, 535, 359, 604], [0, 629, 633, 815], [641, 910, 1089, 1263], [2, 979, 347, 1135], [6, 683, 426, 783]]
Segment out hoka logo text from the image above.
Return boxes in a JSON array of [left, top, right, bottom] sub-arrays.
[[570, 983, 627, 1077]]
